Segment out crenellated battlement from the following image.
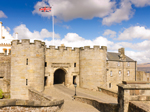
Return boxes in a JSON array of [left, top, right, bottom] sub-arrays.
[[46, 45, 107, 53], [80, 45, 107, 51], [0, 43, 11, 47], [11, 39, 45, 47], [46, 45, 79, 52]]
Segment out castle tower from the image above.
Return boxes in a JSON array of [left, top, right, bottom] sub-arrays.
[[79, 46, 107, 90], [10, 39, 45, 99]]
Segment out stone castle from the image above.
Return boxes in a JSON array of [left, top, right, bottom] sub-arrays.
[[2, 39, 134, 99], [0, 21, 137, 100]]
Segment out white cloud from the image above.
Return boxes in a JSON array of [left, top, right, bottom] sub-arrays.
[[12, 24, 150, 64], [126, 50, 150, 64], [32, 0, 115, 21], [103, 29, 116, 38], [130, 0, 150, 7], [118, 26, 150, 40], [63, 25, 70, 29], [102, 0, 134, 26], [6, 26, 11, 32], [13, 24, 60, 39], [0, 10, 7, 18]]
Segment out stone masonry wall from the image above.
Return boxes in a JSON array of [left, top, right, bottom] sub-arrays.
[[0, 53, 11, 92], [0, 106, 59, 112], [0, 99, 64, 112], [79, 46, 107, 90], [128, 101, 150, 112], [11, 39, 45, 100], [28, 87, 53, 103], [136, 71, 150, 81], [106, 61, 136, 91], [118, 81, 150, 112], [45, 45, 79, 87], [74, 96, 118, 112]]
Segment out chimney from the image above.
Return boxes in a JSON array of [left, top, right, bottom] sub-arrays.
[[15, 32, 18, 39], [118, 48, 126, 60], [0, 22, 2, 39]]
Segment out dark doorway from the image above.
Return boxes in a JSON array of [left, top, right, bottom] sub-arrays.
[[73, 76, 77, 84], [44, 76, 47, 86], [54, 69, 66, 84]]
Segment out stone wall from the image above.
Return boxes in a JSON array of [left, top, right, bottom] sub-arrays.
[[46, 45, 79, 87], [97, 87, 118, 98], [136, 71, 150, 81], [11, 39, 45, 100], [79, 46, 107, 90], [74, 96, 118, 112], [0, 99, 64, 112], [128, 101, 150, 112], [106, 61, 136, 91], [28, 87, 52, 103], [117, 81, 150, 112], [0, 53, 11, 92]]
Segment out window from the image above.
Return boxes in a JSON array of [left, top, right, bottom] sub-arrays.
[[26, 58, 28, 65], [127, 70, 130, 76], [119, 70, 121, 76], [45, 62, 47, 67], [4, 50, 7, 55], [9, 50, 11, 54], [2, 36, 5, 39], [118, 62, 120, 66], [127, 62, 130, 66], [110, 71, 112, 76], [74, 63, 76, 67], [109, 83, 111, 88], [26, 79, 28, 85]]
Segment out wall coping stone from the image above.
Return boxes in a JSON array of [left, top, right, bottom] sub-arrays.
[[74, 96, 118, 112], [122, 81, 150, 84], [97, 87, 118, 98], [129, 101, 150, 112], [0, 99, 64, 107], [28, 87, 53, 101], [117, 83, 150, 90]]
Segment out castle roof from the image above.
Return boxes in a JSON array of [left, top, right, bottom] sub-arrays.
[[107, 52, 135, 62]]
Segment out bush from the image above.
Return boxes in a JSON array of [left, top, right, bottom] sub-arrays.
[[0, 89, 3, 99]]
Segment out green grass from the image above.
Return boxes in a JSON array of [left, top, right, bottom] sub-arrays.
[[0, 89, 3, 99]]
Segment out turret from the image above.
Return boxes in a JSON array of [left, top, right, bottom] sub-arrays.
[[11, 39, 45, 100]]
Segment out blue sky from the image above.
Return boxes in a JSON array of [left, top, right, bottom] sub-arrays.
[[1, 0, 150, 63]]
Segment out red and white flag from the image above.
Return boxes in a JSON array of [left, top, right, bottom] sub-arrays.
[[39, 7, 51, 12]]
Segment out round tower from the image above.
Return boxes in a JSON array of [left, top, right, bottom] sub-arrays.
[[79, 46, 107, 90], [10, 39, 45, 99]]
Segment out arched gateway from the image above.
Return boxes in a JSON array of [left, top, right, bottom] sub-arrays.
[[54, 69, 66, 85]]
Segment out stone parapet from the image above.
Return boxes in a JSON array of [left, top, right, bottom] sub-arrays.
[[28, 87, 53, 104], [117, 81, 150, 112], [74, 96, 118, 112], [97, 87, 118, 98], [129, 101, 150, 112], [0, 99, 64, 112]]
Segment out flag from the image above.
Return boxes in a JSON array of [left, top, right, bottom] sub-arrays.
[[39, 7, 51, 12]]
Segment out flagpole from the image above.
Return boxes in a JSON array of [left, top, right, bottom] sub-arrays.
[[52, 5, 54, 45]]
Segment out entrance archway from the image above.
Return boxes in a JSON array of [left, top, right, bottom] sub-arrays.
[[54, 69, 66, 84]]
